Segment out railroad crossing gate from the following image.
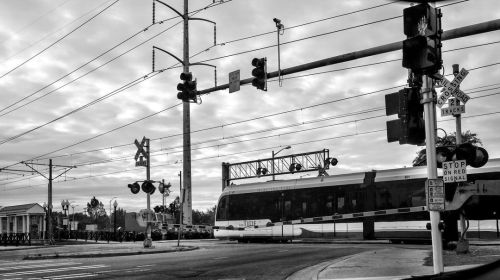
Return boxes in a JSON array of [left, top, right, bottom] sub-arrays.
[[436, 68, 470, 108], [426, 179, 445, 211]]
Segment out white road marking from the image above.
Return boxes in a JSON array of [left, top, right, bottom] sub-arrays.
[[48, 272, 97, 279], [0, 264, 108, 277], [0, 262, 80, 271], [213, 256, 229, 260]]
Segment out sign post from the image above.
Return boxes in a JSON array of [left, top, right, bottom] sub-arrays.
[[135, 136, 153, 248], [426, 179, 445, 211]]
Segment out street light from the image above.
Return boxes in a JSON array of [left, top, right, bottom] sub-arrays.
[[113, 200, 118, 241], [272, 145, 291, 180], [70, 203, 78, 232], [109, 197, 117, 232]]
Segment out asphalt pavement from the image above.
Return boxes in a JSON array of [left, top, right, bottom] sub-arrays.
[[1, 239, 499, 279]]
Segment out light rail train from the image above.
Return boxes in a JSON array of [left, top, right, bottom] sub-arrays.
[[214, 158, 500, 242]]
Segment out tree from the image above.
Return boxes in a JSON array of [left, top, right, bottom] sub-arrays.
[[412, 130, 483, 166], [193, 205, 216, 225], [86, 196, 108, 229]]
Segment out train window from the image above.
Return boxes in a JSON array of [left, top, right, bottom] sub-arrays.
[[302, 202, 307, 216], [337, 196, 345, 211], [216, 196, 228, 220]]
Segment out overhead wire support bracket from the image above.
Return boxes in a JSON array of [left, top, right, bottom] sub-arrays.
[[153, 46, 185, 66]]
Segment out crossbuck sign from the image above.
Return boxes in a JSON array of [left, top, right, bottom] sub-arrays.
[[436, 68, 470, 108], [134, 137, 148, 167]]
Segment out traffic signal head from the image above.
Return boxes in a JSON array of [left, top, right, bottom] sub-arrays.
[[141, 180, 156, 194], [402, 3, 442, 75], [251, 57, 267, 91], [403, 3, 440, 38], [385, 88, 425, 145], [177, 72, 197, 102], [128, 182, 140, 194]]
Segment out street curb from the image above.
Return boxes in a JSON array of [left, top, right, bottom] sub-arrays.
[[403, 258, 500, 280], [286, 250, 374, 280], [22, 246, 199, 260]]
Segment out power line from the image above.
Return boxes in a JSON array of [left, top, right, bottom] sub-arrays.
[[0, 0, 121, 79], [2, 0, 112, 64], [30, 57, 500, 164], [0, 0, 233, 118], [0, 71, 160, 147]]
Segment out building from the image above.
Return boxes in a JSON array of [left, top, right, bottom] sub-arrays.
[[0, 203, 46, 238]]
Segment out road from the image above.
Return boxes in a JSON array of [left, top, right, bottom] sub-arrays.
[[0, 240, 377, 280]]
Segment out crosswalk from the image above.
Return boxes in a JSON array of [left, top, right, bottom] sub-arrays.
[[0, 260, 107, 280]]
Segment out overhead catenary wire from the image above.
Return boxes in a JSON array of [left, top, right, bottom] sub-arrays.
[[30, 56, 500, 163], [0, 0, 233, 117], [0, 0, 121, 80], [2, 0, 114, 65]]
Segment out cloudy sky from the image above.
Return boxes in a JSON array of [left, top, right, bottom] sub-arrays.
[[0, 0, 499, 216]]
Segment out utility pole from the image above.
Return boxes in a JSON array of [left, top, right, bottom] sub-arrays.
[[144, 138, 153, 247], [20, 159, 75, 245], [177, 170, 183, 247], [182, 0, 193, 226]]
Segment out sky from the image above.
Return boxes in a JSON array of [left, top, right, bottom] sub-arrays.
[[0, 0, 499, 216]]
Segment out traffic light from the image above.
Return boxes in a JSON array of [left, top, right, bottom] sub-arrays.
[[453, 143, 489, 168], [251, 57, 267, 91], [141, 180, 156, 194], [402, 3, 442, 75], [385, 88, 425, 145], [128, 182, 140, 194], [177, 72, 197, 102]]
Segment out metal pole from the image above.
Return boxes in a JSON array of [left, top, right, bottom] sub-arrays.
[[178, 171, 182, 247], [144, 138, 153, 248], [423, 75, 444, 273], [197, 19, 500, 96], [272, 151, 276, 181], [48, 159, 53, 245], [182, 0, 192, 226], [113, 205, 117, 241], [453, 63, 468, 252]]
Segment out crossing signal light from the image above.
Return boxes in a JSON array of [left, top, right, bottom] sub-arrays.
[[257, 167, 268, 176], [453, 143, 489, 168], [128, 182, 140, 194], [251, 57, 267, 91], [159, 182, 171, 194], [422, 144, 489, 168], [289, 163, 302, 173], [385, 88, 425, 145], [141, 180, 156, 194], [177, 72, 197, 102], [402, 3, 442, 75]]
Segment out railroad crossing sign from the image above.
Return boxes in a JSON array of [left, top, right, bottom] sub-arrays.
[[436, 68, 470, 108], [134, 137, 148, 167], [228, 70, 240, 93], [442, 160, 467, 183], [426, 179, 445, 211], [441, 98, 465, 117]]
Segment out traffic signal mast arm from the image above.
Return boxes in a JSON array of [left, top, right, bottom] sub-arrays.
[[196, 19, 500, 96]]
